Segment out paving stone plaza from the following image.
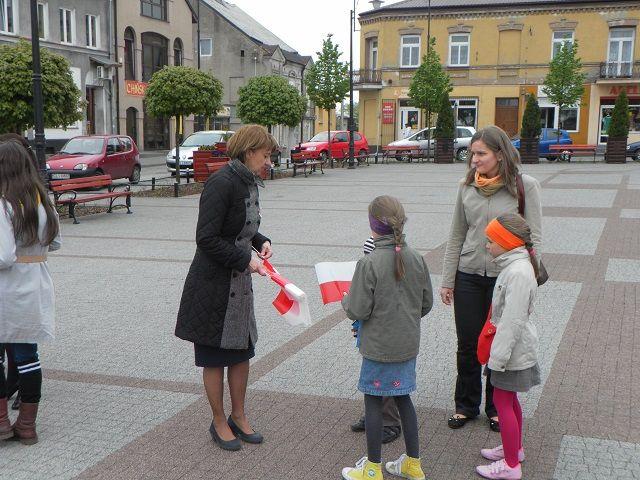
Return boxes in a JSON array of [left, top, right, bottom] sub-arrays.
[[2, 161, 640, 479]]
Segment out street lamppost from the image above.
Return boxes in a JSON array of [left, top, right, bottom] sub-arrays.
[[29, 0, 47, 182], [347, 1, 356, 169]]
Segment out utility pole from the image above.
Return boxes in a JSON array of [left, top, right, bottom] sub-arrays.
[[348, 1, 356, 169], [30, 0, 47, 183]]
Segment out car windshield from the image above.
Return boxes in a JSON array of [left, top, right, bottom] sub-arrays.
[[60, 138, 104, 155], [308, 132, 334, 142], [181, 132, 226, 147]]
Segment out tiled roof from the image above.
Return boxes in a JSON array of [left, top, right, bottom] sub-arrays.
[[363, 0, 626, 14]]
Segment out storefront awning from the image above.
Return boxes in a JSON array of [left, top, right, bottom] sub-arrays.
[[89, 56, 119, 67]]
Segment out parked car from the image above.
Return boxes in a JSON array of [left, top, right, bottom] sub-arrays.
[[46, 135, 141, 182], [627, 140, 640, 161], [512, 128, 572, 160], [166, 130, 234, 175], [299, 130, 369, 161], [387, 126, 476, 162]]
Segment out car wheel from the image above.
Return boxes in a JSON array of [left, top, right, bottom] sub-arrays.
[[319, 151, 328, 162], [546, 156, 557, 162], [456, 147, 469, 162], [634, 150, 640, 162], [398, 151, 410, 162], [129, 165, 141, 184]]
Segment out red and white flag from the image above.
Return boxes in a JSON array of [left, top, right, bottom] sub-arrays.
[[314, 261, 357, 305], [264, 260, 311, 327]]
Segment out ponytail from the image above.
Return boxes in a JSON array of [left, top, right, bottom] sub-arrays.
[[392, 225, 406, 281], [368, 195, 407, 281], [525, 241, 540, 280]]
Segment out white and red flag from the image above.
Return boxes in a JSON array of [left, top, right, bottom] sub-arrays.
[[263, 260, 311, 327], [314, 261, 357, 305]]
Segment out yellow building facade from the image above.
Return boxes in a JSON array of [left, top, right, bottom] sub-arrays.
[[357, 0, 640, 149]]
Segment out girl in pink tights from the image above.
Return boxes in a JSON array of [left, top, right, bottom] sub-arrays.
[[476, 214, 541, 480]]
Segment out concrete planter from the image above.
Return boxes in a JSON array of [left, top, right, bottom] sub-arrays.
[[519, 138, 540, 164], [605, 137, 627, 163], [434, 138, 454, 164]]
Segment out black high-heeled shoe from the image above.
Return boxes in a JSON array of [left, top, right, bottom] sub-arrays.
[[209, 422, 241, 451], [227, 416, 263, 444]]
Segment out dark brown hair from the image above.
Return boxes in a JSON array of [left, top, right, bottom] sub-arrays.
[[226, 124, 278, 162], [465, 125, 521, 197], [496, 213, 539, 279], [0, 140, 59, 246], [368, 195, 407, 281]]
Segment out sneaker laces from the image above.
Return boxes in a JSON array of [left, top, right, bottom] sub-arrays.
[[389, 453, 407, 474], [489, 460, 508, 474], [355, 456, 368, 470]]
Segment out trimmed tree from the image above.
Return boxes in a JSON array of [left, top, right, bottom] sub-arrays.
[[304, 34, 349, 166], [409, 38, 452, 160], [434, 92, 455, 163], [237, 76, 306, 133], [605, 90, 630, 163], [0, 40, 82, 134], [520, 94, 542, 163], [542, 41, 586, 144], [144, 66, 223, 184]]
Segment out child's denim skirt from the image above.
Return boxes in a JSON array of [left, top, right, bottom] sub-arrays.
[[358, 357, 417, 396]]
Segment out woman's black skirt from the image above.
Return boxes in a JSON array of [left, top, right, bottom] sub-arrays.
[[194, 342, 255, 368]]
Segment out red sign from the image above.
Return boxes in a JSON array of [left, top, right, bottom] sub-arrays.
[[125, 80, 148, 97], [609, 85, 640, 96], [382, 101, 395, 124]]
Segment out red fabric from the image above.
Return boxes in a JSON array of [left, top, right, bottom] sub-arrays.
[[493, 388, 523, 468], [319, 280, 352, 304], [477, 305, 494, 365], [272, 289, 294, 315]]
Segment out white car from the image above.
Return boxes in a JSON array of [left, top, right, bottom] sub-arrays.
[[388, 126, 476, 162], [166, 130, 234, 175]]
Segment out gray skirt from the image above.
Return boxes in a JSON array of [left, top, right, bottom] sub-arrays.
[[485, 363, 541, 392]]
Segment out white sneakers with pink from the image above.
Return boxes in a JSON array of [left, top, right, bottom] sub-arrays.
[[480, 444, 525, 462], [475, 459, 522, 479]]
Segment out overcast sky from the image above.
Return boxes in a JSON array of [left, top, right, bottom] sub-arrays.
[[225, 0, 375, 68]]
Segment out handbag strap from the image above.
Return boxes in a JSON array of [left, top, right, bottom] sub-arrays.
[[516, 173, 525, 216], [486, 304, 492, 322]]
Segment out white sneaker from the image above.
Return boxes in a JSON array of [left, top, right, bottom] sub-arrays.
[[480, 444, 525, 463]]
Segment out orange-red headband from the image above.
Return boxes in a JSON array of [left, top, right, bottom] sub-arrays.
[[485, 219, 525, 251]]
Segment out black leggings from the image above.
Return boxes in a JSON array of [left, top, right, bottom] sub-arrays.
[[365, 394, 419, 463], [0, 343, 42, 403]]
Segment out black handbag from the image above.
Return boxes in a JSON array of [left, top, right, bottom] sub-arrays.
[[516, 174, 549, 286]]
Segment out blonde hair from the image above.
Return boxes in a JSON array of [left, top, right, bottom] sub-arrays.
[[226, 124, 278, 162], [495, 213, 540, 279], [368, 195, 407, 280], [465, 125, 521, 197]]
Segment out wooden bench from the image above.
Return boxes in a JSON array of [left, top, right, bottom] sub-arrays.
[[291, 151, 326, 177], [340, 149, 371, 167], [548, 144, 597, 162], [49, 175, 132, 224], [381, 145, 430, 164]]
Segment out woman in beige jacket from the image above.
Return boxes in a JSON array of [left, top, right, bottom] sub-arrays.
[[440, 126, 542, 432]]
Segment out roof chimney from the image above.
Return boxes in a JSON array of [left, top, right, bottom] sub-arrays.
[[369, 0, 384, 9]]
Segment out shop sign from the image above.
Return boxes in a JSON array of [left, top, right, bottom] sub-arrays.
[[609, 85, 640, 96], [125, 80, 148, 97], [382, 101, 395, 124]]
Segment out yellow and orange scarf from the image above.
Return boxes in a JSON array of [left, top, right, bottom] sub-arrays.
[[474, 171, 504, 196]]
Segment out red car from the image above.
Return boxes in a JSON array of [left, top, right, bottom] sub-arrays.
[[299, 130, 369, 161], [47, 135, 141, 183]]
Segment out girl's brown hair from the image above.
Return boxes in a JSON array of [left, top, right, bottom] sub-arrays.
[[465, 125, 521, 197], [368, 195, 407, 281], [0, 140, 59, 246], [226, 124, 278, 162], [496, 213, 540, 279]]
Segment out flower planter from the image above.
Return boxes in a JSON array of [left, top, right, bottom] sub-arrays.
[[519, 138, 540, 164], [434, 138, 454, 164], [605, 137, 627, 163], [193, 150, 230, 182]]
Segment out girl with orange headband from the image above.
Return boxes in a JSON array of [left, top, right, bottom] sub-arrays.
[[475, 214, 540, 480]]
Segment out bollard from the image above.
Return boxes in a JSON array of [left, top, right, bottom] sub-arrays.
[[270, 167, 274, 181], [151, 177, 156, 190], [174, 182, 179, 198]]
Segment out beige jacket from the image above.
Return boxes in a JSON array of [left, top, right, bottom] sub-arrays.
[[442, 174, 542, 289]]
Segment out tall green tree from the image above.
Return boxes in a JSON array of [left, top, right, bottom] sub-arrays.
[[237, 76, 306, 133], [542, 41, 586, 143], [145, 66, 223, 183], [434, 92, 455, 139], [521, 94, 542, 139], [408, 38, 452, 157], [607, 90, 630, 139], [0, 40, 83, 133], [304, 34, 349, 163]]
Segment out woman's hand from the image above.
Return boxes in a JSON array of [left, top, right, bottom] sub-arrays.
[[249, 257, 268, 276], [259, 241, 273, 260], [440, 287, 454, 306]]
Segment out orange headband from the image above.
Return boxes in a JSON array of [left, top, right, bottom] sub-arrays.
[[485, 219, 525, 251]]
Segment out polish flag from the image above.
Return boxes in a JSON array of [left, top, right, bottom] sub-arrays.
[[314, 261, 357, 305], [264, 260, 311, 327]]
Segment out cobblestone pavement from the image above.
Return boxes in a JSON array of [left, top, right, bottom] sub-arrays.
[[3, 161, 640, 479]]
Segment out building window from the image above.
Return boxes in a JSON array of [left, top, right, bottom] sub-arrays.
[[141, 0, 167, 21], [124, 27, 136, 80], [0, 0, 14, 34], [607, 28, 635, 77], [600, 101, 640, 143], [141, 32, 168, 82], [552, 30, 574, 59], [59, 8, 74, 44], [400, 35, 420, 68], [126, 107, 138, 145], [451, 98, 478, 128], [86, 15, 99, 48], [37, 3, 48, 39], [200, 38, 212, 57], [449, 34, 470, 66], [368, 38, 378, 70], [539, 105, 580, 132], [173, 38, 183, 66]]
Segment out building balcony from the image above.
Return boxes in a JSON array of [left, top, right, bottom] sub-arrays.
[[354, 69, 383, 89], [599, 61, 640, 80]]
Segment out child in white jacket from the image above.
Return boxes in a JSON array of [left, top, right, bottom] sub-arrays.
[[476, 214, 540, 480]]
